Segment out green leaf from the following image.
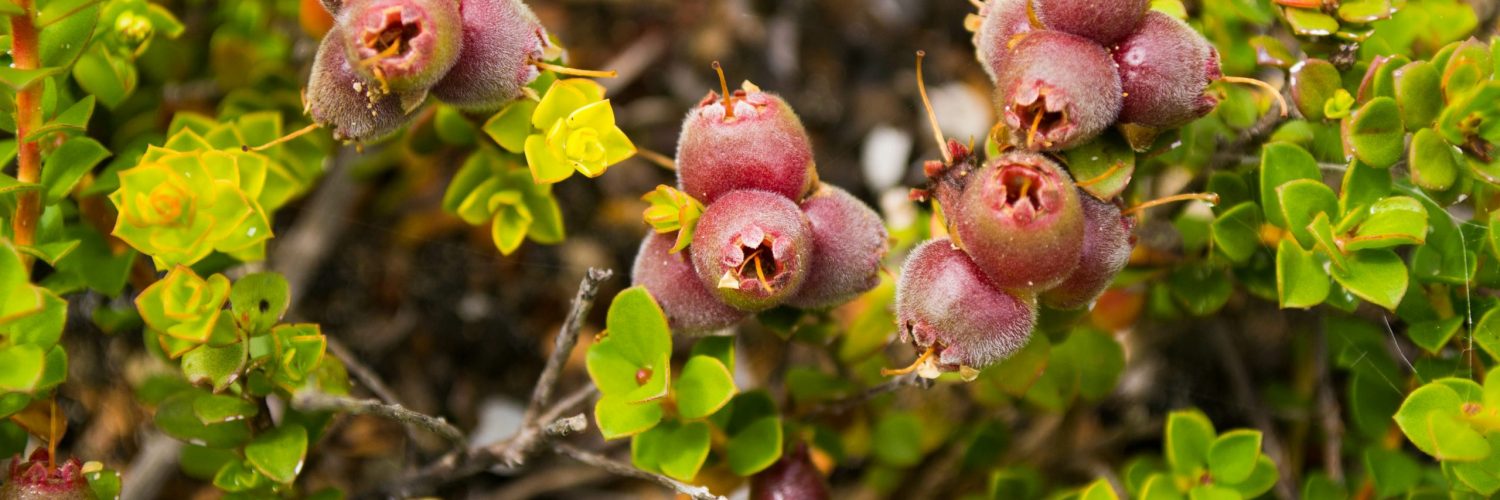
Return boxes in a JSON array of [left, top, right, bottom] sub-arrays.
[[586, 287, 671, 399], [26, 95, 95, 141], [181, 340, 248, 393], [1329, 249, 1407, 311], [1064, 132, 1135, 200], [37, 0, 98, 67], [40, 136, 110, 205], [1394, 61, 1441, 129], [483, 100, 537, 153], [1276, 238, 1329, 309], [873, 412, 924, 467], [1139, 474, 1186, 500], [674, 355, 736, 420], [1168, 263, 1232, 316], [1208, 430, 1262, 485], [0, 345, 46, 391], [1345, 97, 1404, 168], [1363, 448, 1420, 498], [153, 391, 251, 448], [1394, 382, 1491, 461], [72, 45, 136, 108], [689, 336, 735, 374], [594, 394, 662, 440], [2, 288, 66, 347], [1165, 409, 1216, 475], [491, 200, 532, 255], [726, 416, 783, 476], [1080, 478, 1119, 500], [1187, 484, 1240, 500], [1259, 142, 1321, 228], [212, 459, 265, 493], [652, 421, 712, 482], [230, 272, 290, 335], [192, 394, 258, 425], [1226, 455, 1278, 498], [245, 424, 308, 484], [0, 66, 63, 91], [85, 466, 122, 500], [1409, 128, 1461, 191], [1283, 7, 1339, 36], [1451, 433, 1500, 495], [1476, 306, 1500, 362], [433, 105, 477, 145], [1407, 316, 1464, 354], [1343, 196, 1427, 251], [1210, 202, 1262, 264], [1277, 179, 1339, 250], [1290, 59, 1341, 121]]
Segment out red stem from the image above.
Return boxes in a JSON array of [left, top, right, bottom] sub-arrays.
[[10, 1, 42, 269]]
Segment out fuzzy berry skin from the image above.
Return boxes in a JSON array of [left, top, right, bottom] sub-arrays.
[[750, 444, 830, 500], [1032, 0, 1150, 46], [897, 239, 1037, 369], [1112, 11, 1222, 129], [691, 190, 814, 312], [632, 232, 748, 333], [995, 31, 1123, 151], [429, 0, 550, 111], [1041, 193, 1134, 310], [676, 90, 818, 204], [307, 27, 413, 142], [2, 449, 89, 500], [337, 0, 463, 93], [787, 185, 889, 310], [949, 152, 1084, 292], [971, 0, 1032, 83]]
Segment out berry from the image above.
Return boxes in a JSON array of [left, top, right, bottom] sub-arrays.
[[1041, 193, 1134, 310], [676, 84, 817, 204], [1112, 11, 1222, 129], [971, 0, 1033, 83], [429, 0, 551, 110], [2, 449, 88, 500], [1031, 0, 1151, 46], [321, 0, 343, 14], [750, 444, 831, 500], [690, 190, 813, 312], [896, 239, 1037, 369], [787, 185, 889, 309], [337, 0, 463, 93], [948, 151, 1085, 292], [632, 232, 748, 333], [306, 27, 415, 142], [995, 31, 1123, 151]]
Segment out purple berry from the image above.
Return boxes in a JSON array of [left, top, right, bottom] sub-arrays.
[[995, 31, 1123, 151], [676, 88, 818, 204], [896, 239, 1037, 369], [750, 444, 831, 500], [690, 190, 813, 312], [337, 0, 462, 92], [1032, 0, 1151, 46], [971, 0, 1033, 83], [948, 151, 1085, 292], [632, 232, 748, 333], [1041, 193, 1134, 310], [787, 185, 889, 309], [306, 27, 414, 142], [1112, 11, 1223, 129], [430, 0, 551, 110]]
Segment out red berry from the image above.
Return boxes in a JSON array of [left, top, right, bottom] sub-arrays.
[[971, 0, 1033, 83], [2, 449, 89, 500], [750, 444, 830, 500], [787, 185, 889, 309], [896, 239, 1037, 369], [429, 0, 551, 110], [1041, 193, 1134, 310], [337, 0, 463, 93], [306, 28, 415, 142], [1031, 0, 1151, 46], [632, 232, 748, 333], [948, 152, 1084, 292], [690, 190, 813, 312], [995, 31, 1123, 151], [676, 89, 817, 204], [1112, 11, 1222, 129]]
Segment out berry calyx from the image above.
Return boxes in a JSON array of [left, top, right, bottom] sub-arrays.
[[1, 449, 88, 500], [306, 27, 416, 142], [632, 232, 747, 333], [786, 185, 889, 309], [676, 68, 817, 204], [429, 0, 551, 110], [895, 239, 1037, 371], [1031, 0, 1150, 46], [948, 151, 1085, 292], [1041, 193, 1134, 310], [690, 190, 813, 312], [338, 0, 462, 93], [995, 31, 1123, 151]]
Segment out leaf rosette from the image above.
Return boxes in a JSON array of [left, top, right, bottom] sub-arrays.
[[136, 266, 232, 354]]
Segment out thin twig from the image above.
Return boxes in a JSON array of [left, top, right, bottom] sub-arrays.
[[524, 268, 613, 422], [326, 336, 402, 406], [1315, 322, 1346, 482], [554, 443, 726, 500], [293, 391, 465, 445], [801, 372, 934, 417]]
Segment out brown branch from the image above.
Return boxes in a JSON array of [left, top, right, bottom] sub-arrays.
[[554, 443, 726, 500], [1210, 323, 1298, 500], [292, 391, 465, 445], [523, 268, 612, 424], [326, 335, 402, 406], [1315, 322, 1346, 482]]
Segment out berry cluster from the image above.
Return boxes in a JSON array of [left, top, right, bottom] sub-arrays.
[[973, 0, 1223, 150], [634, 76, 888, 333], [307, 0, 550, 142]]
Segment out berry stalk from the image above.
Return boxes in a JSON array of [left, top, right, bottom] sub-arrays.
[[9, 1, 41, 270]]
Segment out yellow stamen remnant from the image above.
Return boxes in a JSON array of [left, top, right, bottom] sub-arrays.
[[1219, 76, 1290, 118], [1017, 175, 1033, 203], [1122, 192, 1221, 216], [733, 247, 775, 293], [533, 60, 619, 79], [915, 51, 953, 165], [713, 61, 734, 119], [244, 123, 322, 152], [635, 147, 677, 170], [1026, 108, 1044, 150], [1076, 162, 1125, 187], [881, 346, 937, 376]]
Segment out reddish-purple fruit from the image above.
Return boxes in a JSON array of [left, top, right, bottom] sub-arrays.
[[1112, 11, 1222, 129], [971, 0, 1032, 83], [691, 190, 813, 312], [2, 449, 88, 500], [750, 444, 831, 500], [1041, 193, 1134, 310], [632, 232, 748, 333], [676, 89, 817, 204], [337, 0, 463, 92], [896, 239, 1037, 369], [430, 0, 550, 110], [1032, 0, 1151, 46], [995, 31, 1123, 151], [949, 151, 1084, 292], [307, 28, 414, 142], [787, 185, 889, 310]]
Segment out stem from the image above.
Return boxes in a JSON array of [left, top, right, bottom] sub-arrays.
[[292, 391, 467, 445], [10, 2, 42, 268], [1219, 76, 1290, 118], [1121, 192, 1220, 216], [915, 51, 953, 165], [555, 443, 725, 500], [533, 60, 618, 79]]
